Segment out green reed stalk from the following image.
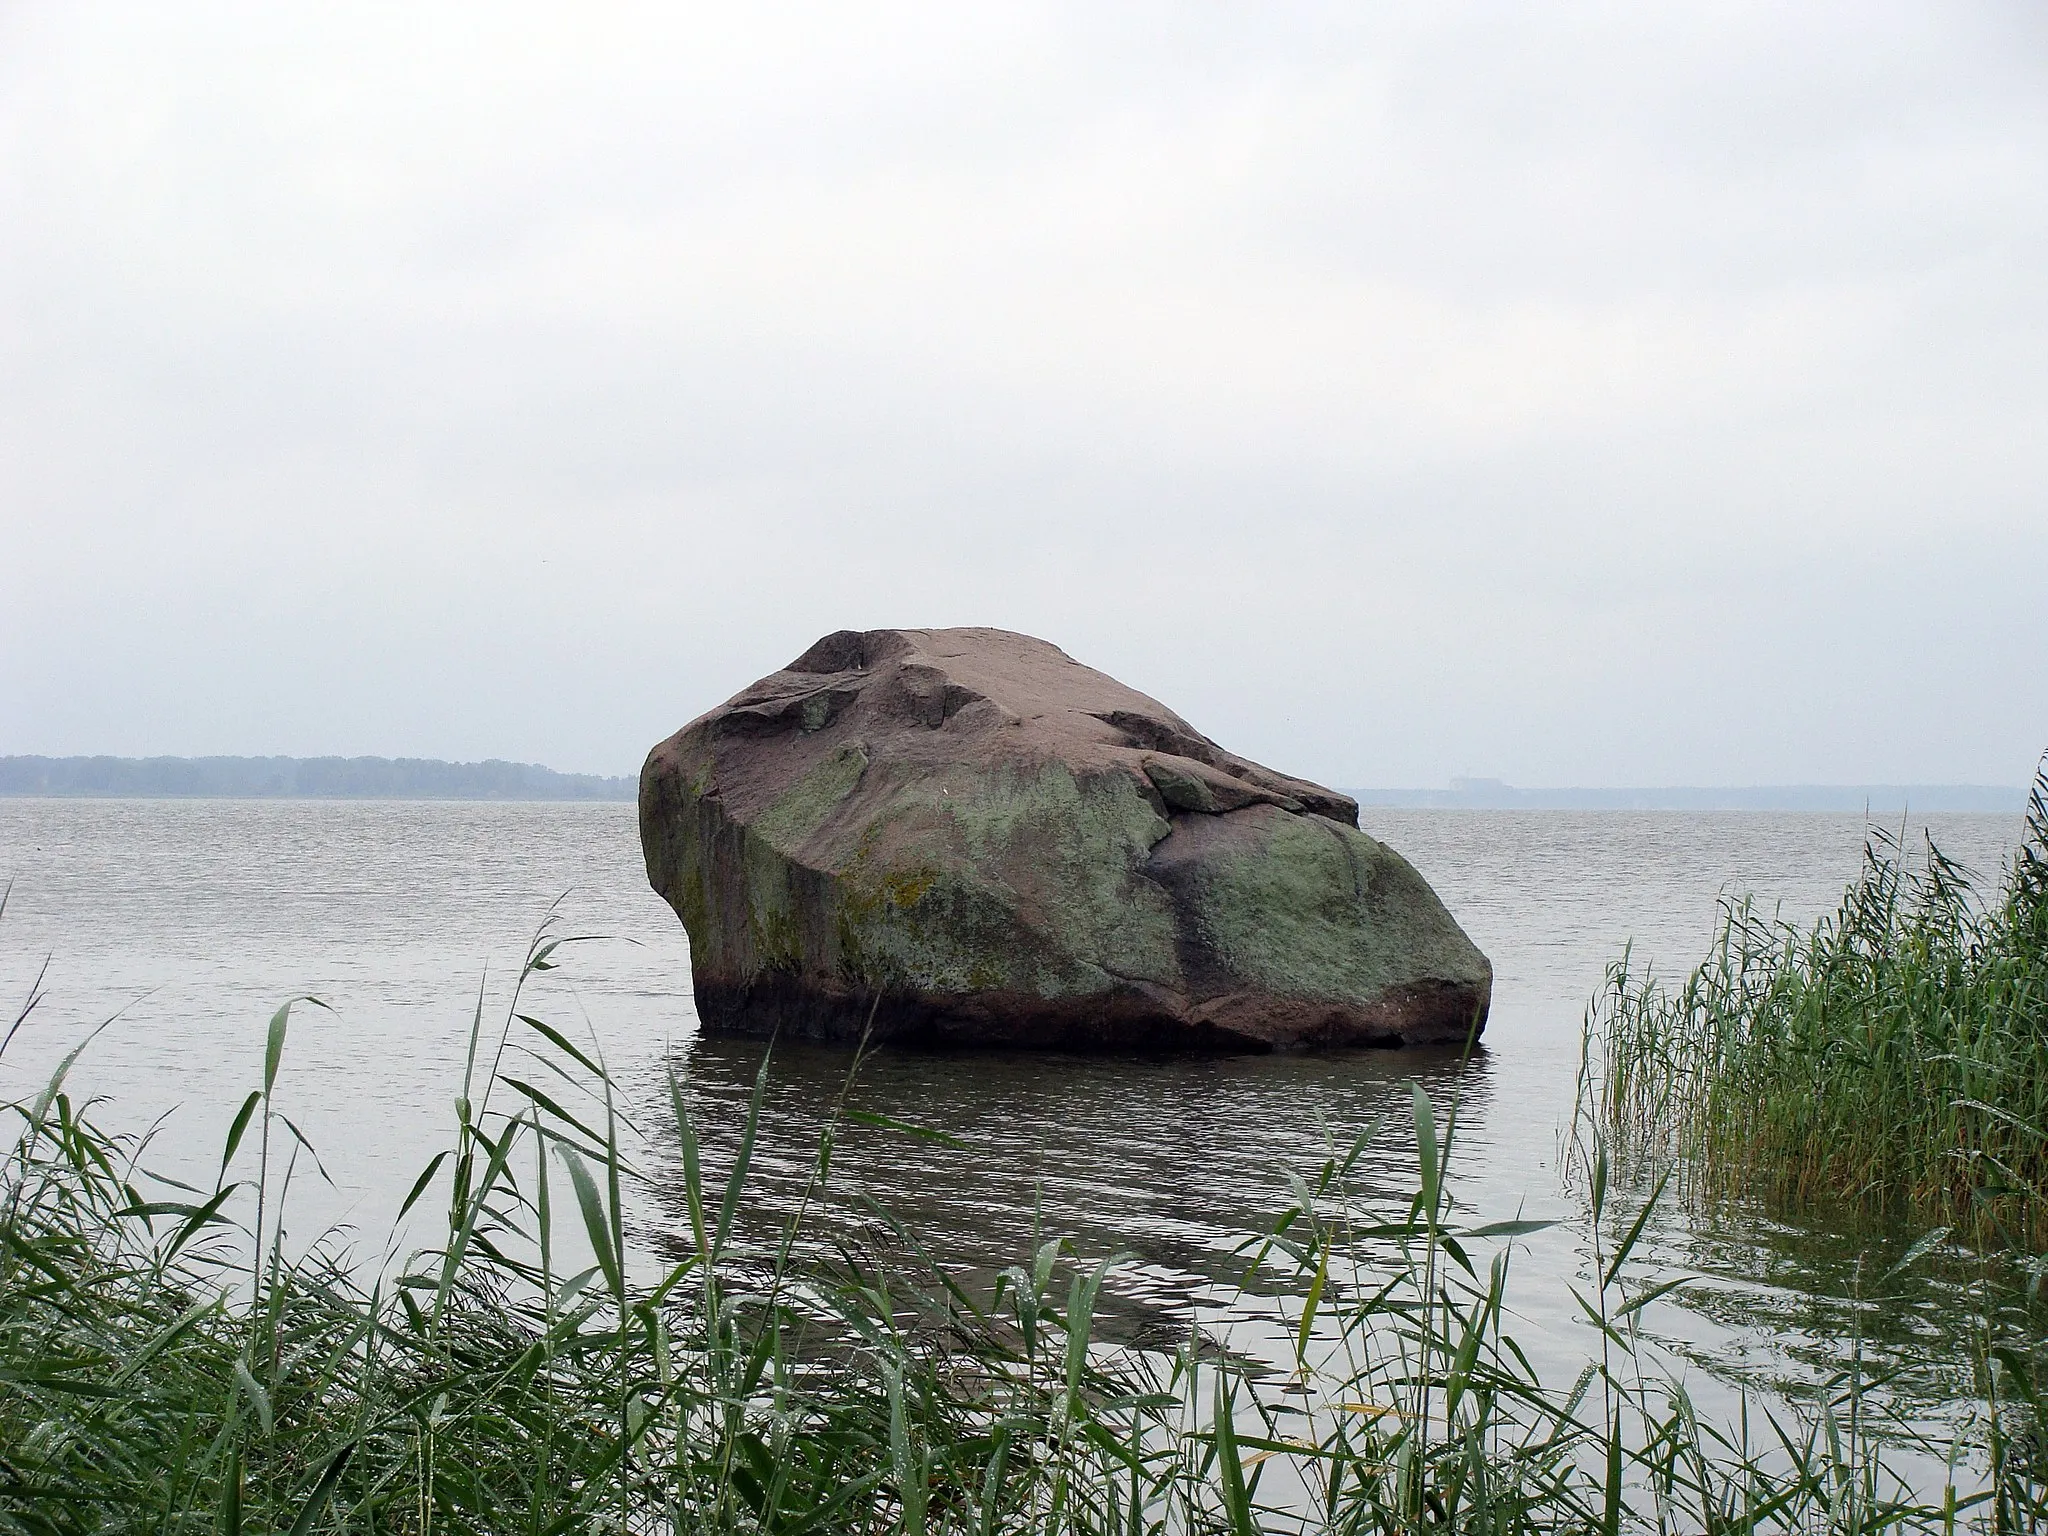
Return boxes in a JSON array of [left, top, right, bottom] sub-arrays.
[[1585, 759, 2048, 1250]]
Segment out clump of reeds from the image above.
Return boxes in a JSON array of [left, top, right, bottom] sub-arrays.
[[1, 916, 2042, 1532], [1587, 759, 2048, 1250]]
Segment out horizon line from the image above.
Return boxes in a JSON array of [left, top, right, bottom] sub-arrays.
[[0, 753, 2023, 806]]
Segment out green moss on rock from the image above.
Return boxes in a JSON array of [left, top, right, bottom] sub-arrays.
[[753, 742, 869, 854], [1186, 811, 1489, 1004]]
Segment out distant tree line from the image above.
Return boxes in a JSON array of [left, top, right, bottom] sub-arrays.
[[0, 756, 636, 800]]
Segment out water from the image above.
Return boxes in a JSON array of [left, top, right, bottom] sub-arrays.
[[0, 797, 2028, 1439]]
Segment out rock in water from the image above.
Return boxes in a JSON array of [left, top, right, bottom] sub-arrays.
[[640, 628, 1491, 1051]]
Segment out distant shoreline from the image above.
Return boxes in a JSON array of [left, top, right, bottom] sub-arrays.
[[1351, 780, 2026, 813], [0, 755, 636, 801], [0, 755, 2027, 812]]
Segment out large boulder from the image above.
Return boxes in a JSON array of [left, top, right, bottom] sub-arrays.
[[640, 628, 1490, 1051]]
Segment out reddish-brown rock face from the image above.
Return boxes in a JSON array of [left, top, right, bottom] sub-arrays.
[[641, 627, 1491, 1051]]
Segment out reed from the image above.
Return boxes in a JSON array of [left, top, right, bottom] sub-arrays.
[[1584, 760, 2048, 1251], [2, 918, 2042, 1532]]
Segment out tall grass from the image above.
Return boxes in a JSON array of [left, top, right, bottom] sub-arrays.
[[2, 919, 2043, 1531], [1586, 760, 2048, 1251]]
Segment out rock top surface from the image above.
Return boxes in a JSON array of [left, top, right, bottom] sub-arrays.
[[641, 627, 1491, 1051]]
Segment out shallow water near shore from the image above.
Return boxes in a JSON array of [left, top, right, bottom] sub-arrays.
[[0, 796, 2031, 1451]]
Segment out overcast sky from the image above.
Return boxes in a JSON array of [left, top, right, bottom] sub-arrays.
[[3, 4, 2043, 787]]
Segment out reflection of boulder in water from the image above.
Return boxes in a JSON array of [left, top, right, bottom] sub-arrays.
[[640, 627, 1491, 1051], [651, 1034, 1489, 1353]]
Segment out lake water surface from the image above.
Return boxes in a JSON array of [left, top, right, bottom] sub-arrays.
[[0, 797, 2029, 1446]]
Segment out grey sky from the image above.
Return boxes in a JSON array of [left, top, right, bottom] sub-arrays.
[[3, 3, 2043, 786]]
